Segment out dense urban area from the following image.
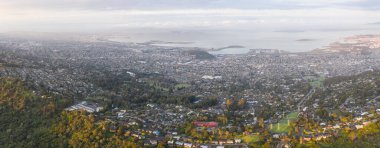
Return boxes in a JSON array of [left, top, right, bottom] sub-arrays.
[[1, 34, 380, 147]]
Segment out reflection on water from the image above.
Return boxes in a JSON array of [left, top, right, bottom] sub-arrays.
[[150, 43, 195, 47], [108, 28, 380, 53]]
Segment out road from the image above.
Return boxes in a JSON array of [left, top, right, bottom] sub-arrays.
[[297, 88, 315, 111]]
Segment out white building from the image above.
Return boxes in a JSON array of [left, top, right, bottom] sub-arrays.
[[65, 101, 104, 113]]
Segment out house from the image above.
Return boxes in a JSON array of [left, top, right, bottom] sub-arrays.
[[175, 141, 184, 146], [211, 141, 219, 144], [153, 130, 160, 136], [303, 135, 313, 141], [132, 134, 143, 139], [355, 125, 364, 129], [184, 143, 192, 148], [273, 134, 280, 139], [363, 121, 373, 126], [315, 134, 331, 141], [333, 125, 341, 129], [127, 71, 136, 77], [219, 140, 227, 144], [147, 104, 156, 108], [193, 122, 219, 127], [117, 110, 126, 118], [128, 121, 139, 126], [354, 117, 363, 121], [234, 139, 242, 143], [149, 140, 157, 145], [173, 136, 181, 140]]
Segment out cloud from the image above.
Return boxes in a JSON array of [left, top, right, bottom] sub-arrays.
[[275, 0, 365, 4], [0, 0, 376, 10], [0, 0, 380, 32], [1, 7, 380, 32], [368, 22, 380, 25]]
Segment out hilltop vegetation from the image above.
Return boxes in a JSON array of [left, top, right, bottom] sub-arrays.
[[0, 77, 62, 147], [187, 50, 216, 60], [0, 77, 143, 147]]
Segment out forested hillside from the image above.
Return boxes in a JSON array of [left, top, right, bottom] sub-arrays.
[[0, 77, 62, 147], [0, 77, 143, 147]]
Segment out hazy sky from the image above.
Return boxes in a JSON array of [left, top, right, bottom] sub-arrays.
[[1, 0, 380, 32]]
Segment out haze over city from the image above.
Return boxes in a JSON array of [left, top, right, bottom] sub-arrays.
[[2, 0, 380, 51]]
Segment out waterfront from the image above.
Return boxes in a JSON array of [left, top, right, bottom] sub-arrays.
[[108, 28, 380, 53]]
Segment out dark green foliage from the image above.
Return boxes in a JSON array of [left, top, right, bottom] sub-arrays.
[[0, 77, 141, 147], [0, 77, 63, 147], [187, 50, 216, 60]]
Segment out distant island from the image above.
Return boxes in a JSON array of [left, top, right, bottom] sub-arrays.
[[210, 45, 245, 51], [141, 40, 194, 46], [296, 39, 316, 42], [187, 50, 216, 60]]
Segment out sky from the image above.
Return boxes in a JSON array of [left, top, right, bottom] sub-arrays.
[[1, 0, 380, 32]]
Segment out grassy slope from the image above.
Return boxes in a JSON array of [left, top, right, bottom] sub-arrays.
[[270, 112, 299, 133]]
